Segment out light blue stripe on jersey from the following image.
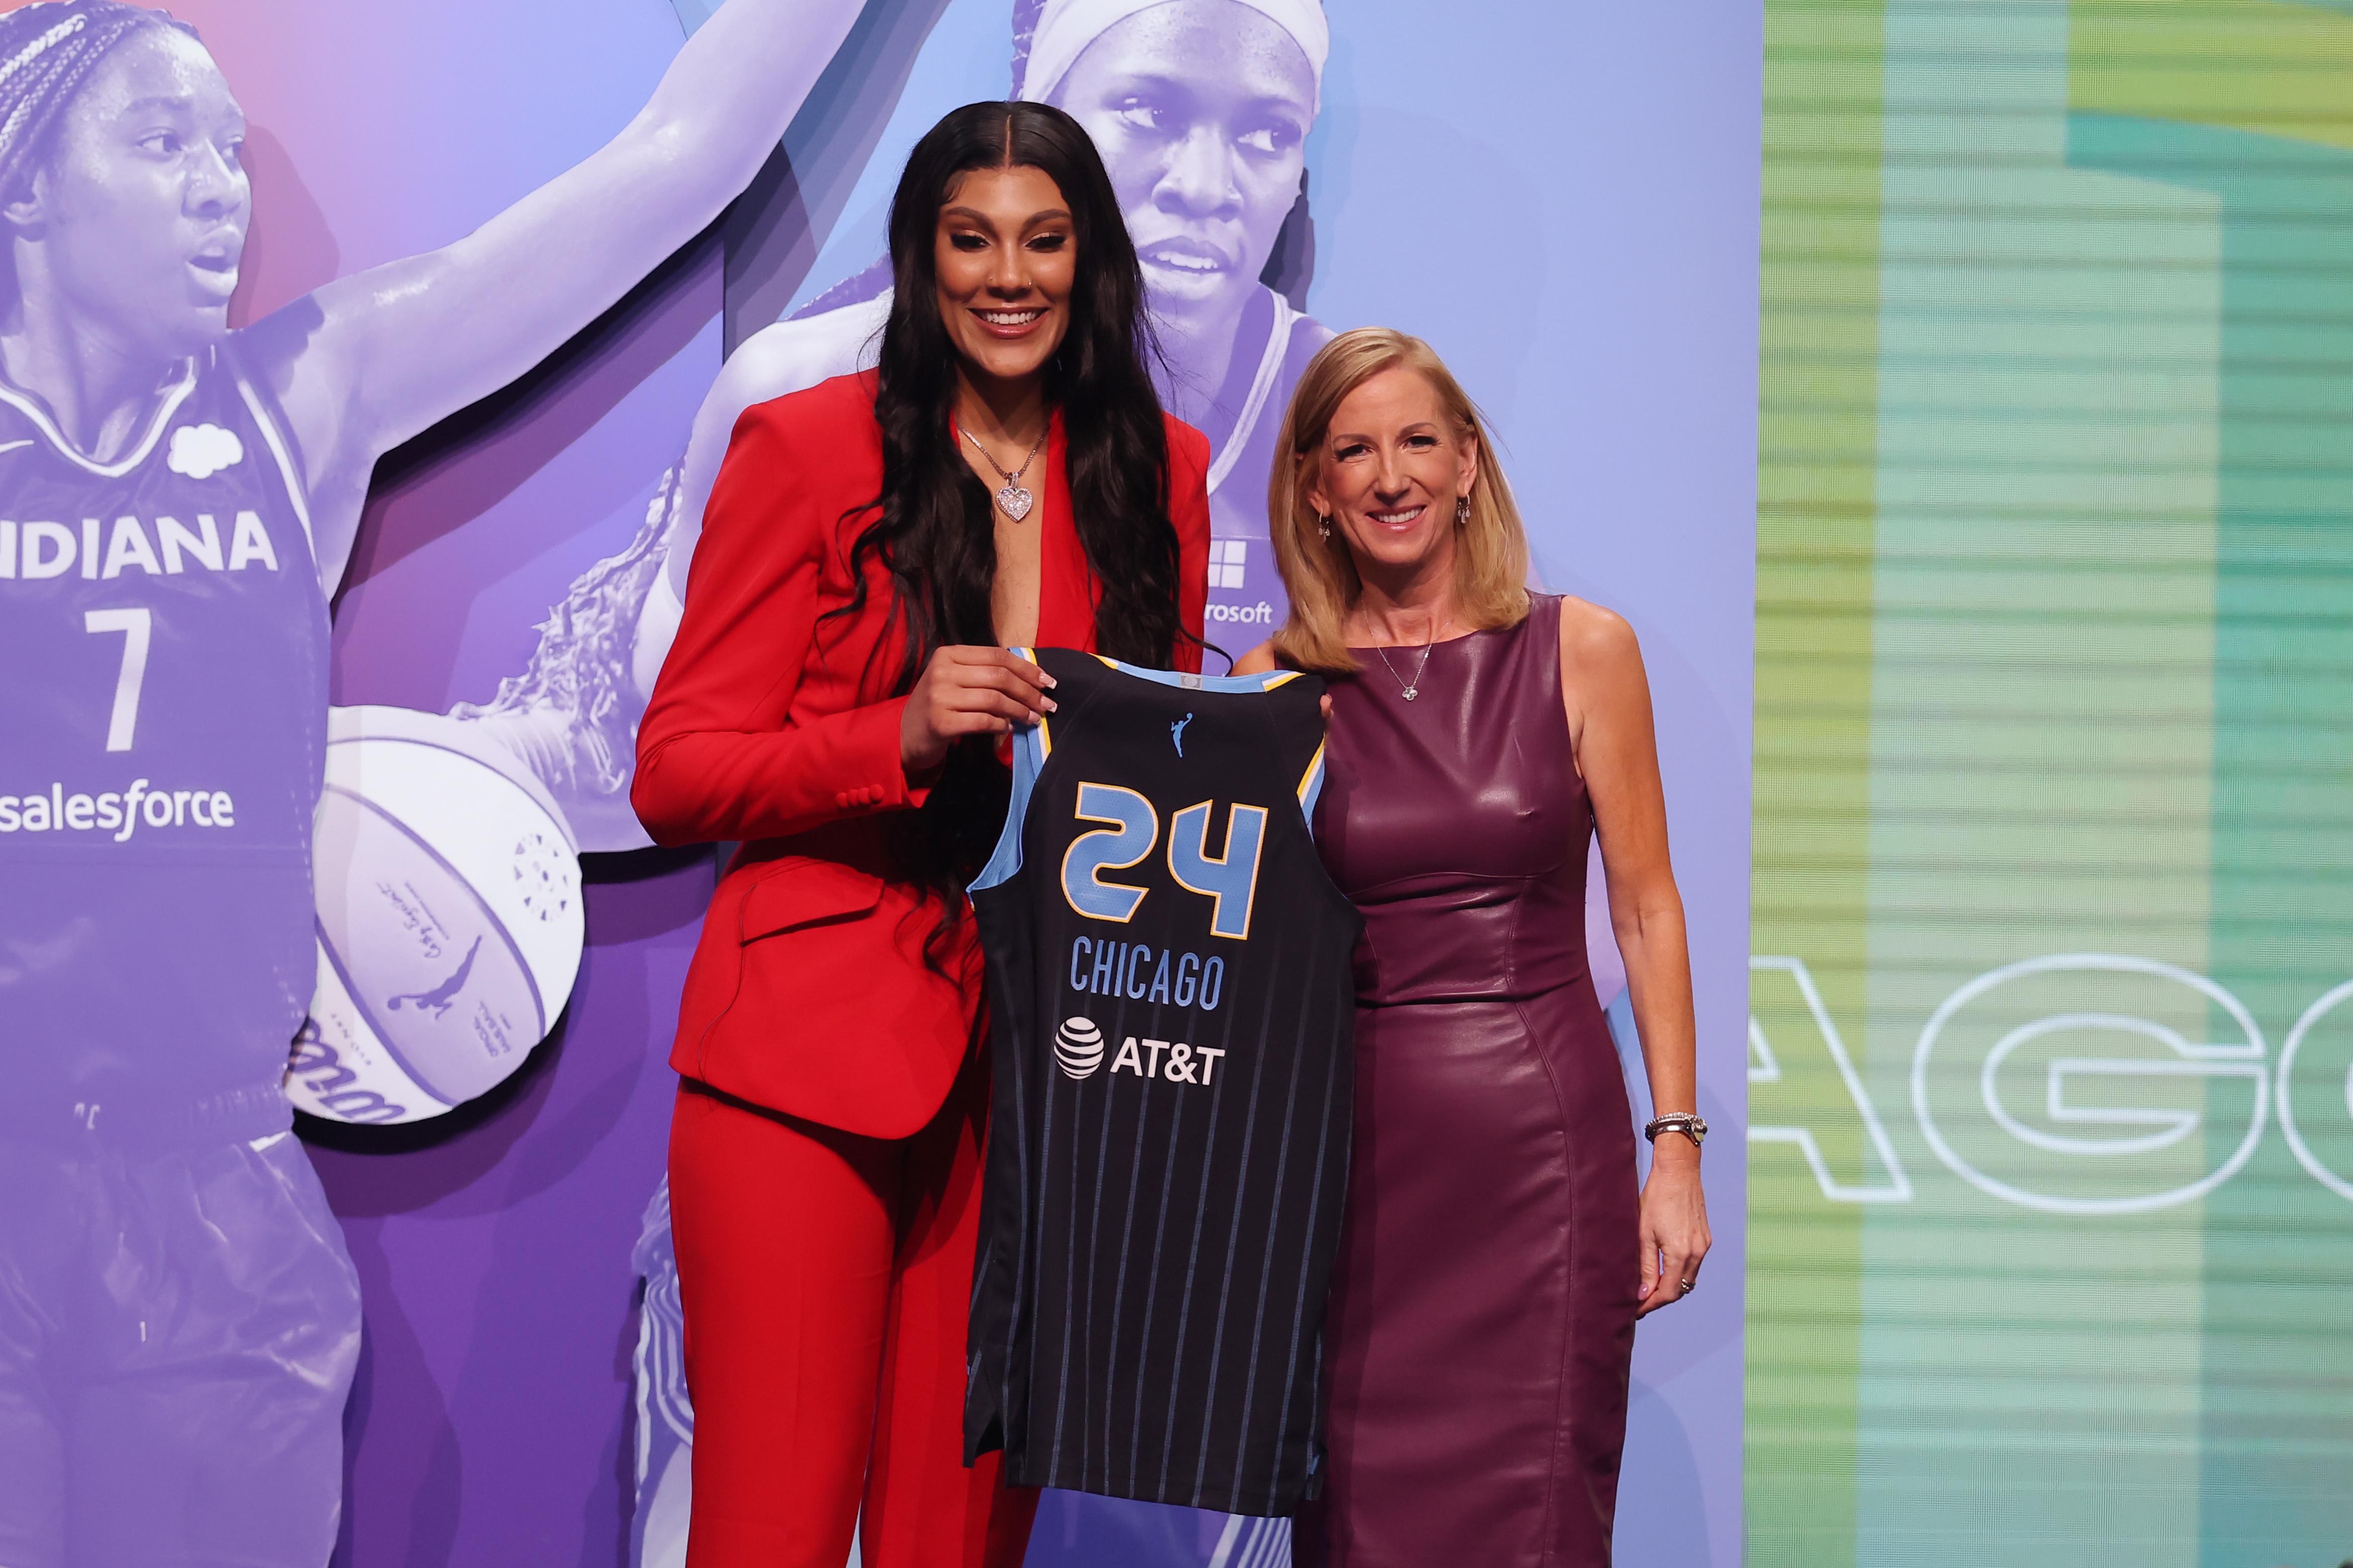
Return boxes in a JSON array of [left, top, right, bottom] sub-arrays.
[[1298, 746, 1327, 830], [971, 647, 1048, 894]]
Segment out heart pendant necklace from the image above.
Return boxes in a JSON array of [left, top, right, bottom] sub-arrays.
[[960, 423, 1049, 522]]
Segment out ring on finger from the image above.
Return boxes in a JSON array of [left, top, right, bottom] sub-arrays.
[[1679, 1276, 1696, 1292]]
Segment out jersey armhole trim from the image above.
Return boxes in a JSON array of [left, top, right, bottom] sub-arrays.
[[1017, 645, 1056, 758], [227, 352, 317, 556], [1297, 738, 1327, 837], [1204, 284, 1297, 497], [972, 648, 1047, 893]]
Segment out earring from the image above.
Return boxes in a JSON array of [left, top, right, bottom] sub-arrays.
[[1316, 513, 1332, 541], [1455, 496, 1471, 525]]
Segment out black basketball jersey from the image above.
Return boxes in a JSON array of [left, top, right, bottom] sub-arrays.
[[964, 647, 1362, 1518]]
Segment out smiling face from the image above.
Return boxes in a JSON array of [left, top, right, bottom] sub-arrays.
[[1050, 0, 1315, 334], [933, 162, 1077, 391], [1308, 366, 1481, 582], [6, 27, 248, 359]]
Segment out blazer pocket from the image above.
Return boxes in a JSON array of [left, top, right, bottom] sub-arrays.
[[738, 855, 886, 943]]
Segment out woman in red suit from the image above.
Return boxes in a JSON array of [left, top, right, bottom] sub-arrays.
[[632, 102, 1210, 1568]]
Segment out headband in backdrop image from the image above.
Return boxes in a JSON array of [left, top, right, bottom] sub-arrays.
[[1016, 0, 1328, 110]]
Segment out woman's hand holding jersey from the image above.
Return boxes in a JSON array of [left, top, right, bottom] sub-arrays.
[[899, 648, 1058, 774]]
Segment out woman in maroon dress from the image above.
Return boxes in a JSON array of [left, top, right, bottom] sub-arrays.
[[1238, 327, 1710, 1567]]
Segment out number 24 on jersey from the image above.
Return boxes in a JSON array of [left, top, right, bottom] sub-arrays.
[[1058, 781, 1269, 941]]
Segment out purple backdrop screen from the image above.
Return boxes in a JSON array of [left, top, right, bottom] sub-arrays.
[[0, 0, 1757, 1562]]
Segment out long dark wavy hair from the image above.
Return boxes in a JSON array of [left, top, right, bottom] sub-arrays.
[[832, 101, 1187, 953]]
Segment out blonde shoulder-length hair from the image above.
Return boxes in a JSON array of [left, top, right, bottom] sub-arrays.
[[1267, 327, 1531, 674]]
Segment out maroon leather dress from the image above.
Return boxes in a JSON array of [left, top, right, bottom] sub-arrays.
[[1295, 596, 1640, 1567]]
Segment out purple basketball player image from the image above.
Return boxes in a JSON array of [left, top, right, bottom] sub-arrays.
[[0, 0, 866, 1561]]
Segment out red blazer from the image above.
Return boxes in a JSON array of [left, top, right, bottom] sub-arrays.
[[634, 371, 1210, 1138]]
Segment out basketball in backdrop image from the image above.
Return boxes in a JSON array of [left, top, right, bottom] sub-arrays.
[[290, 705, 585, 1124]]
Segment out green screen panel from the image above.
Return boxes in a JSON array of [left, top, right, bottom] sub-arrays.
[[1750, 4, 2353, 1565]]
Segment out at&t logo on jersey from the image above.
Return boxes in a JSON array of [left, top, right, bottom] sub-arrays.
[[1052, 1014, 1226, 1088], [1106, 1034, 1225, 1086], [1055, 1017, 1106, 1079]]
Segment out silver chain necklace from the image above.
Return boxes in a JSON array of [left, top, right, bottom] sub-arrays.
[[1374, 635, 1436, 702], [960, 424, 1048, 522]]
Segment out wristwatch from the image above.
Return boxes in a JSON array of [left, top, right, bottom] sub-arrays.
[[1643, 1113, 1707, 1149]]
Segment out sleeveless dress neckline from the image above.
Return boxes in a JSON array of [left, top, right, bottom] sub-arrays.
[[1345, 619, 1505, 655]]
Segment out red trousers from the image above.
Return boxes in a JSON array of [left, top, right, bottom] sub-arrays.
[[667, 1051, 1038, 1568]]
